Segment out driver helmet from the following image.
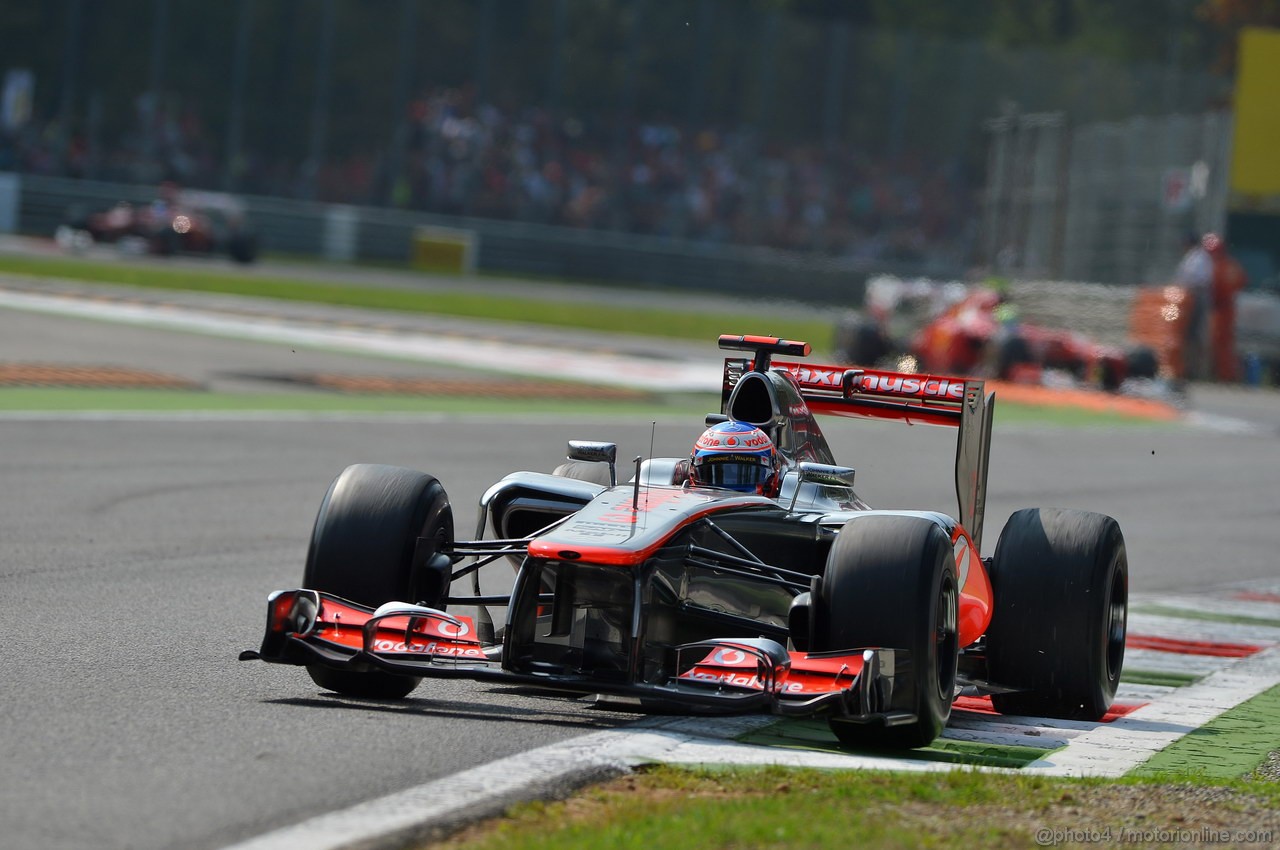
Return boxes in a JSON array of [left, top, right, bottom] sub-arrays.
[[689, 420, 779, 495]]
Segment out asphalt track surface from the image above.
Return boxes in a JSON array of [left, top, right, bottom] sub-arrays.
[[2, 276, 1280, 849]]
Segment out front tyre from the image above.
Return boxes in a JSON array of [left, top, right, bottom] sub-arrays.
[[986, 508, 1127, 719], [1125, 345, 1159, 381], [817, 516, 958, 750], [303, 463, 454, 699]]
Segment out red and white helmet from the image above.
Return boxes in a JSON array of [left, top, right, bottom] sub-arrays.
[[689, 420, 779, 495]]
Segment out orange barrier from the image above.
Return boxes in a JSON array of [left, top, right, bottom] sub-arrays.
[[1129, 284, 1191, 380], [987, 379, 1182, 421]]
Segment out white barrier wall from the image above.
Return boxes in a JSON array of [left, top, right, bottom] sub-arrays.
[[0, 172, 18, 233]]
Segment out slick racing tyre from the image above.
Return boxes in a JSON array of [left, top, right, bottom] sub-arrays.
[[1125, 345, 1159, 381], [303, 463, 454, 699], [996, 334, 1034, 379], [986, 508, 1127, 719], [227, 232, 259, 264], [817, 516, 958, 750]]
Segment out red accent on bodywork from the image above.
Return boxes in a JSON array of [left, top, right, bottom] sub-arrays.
[[275, 596, 486, 658], [952, 526, 992, 647], [777, 359, 970, 427], [303, 597, 367, 647], [720, 334, 811, 356], [779, 361, 969, 400], [527, 486, 773, 567], [593, 487, 690, 525], [952, 695, 1145, 721], [1232, 591, 1280, 604], [1125, 634, 1264, 657], [270, 594, 299, 632], [787, 652, 866, 694], [677, 650, 867, 696], [804, 396, 961, 427]]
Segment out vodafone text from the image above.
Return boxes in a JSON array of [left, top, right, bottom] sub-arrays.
[[373, 639, 485, 658]]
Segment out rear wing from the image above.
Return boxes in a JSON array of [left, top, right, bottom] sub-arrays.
[[718, 334, 995, 551]]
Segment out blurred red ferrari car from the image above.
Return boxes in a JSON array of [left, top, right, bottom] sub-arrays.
[[58, 186, 258, 264], [837, 280, 1157, 391]]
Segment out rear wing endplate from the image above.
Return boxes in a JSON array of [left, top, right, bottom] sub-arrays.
[[721, 346, 995, 551], [781, 362, 994, 551]]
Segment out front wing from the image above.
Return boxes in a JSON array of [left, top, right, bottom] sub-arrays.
[[241, 589, 922, 724]]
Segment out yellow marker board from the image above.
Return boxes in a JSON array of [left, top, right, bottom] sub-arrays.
[[1231, 27, 1280, 196], [412, 226, 478, 275]]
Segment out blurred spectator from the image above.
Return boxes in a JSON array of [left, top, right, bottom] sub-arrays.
[[10, 85, 978, 266], [1174, 231, 1214, 380], [1205, 234, 1248, 382]]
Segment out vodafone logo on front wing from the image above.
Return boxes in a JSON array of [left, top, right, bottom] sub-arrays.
[[372, 639, 486, 659], [713, 648, 748, 665]]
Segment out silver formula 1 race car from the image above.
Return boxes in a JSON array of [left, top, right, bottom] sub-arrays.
[[242, 334, 1128, 749]]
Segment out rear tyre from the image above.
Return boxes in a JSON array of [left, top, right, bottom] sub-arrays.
[[986, 508, 1127, 719], [1125, 345, 1159, 381], [1098, 358, 1124, 392], [303, 463, 454, 699], [996, 335, 1034, 378], [227, 232, 259, 264], [817, 516, 958, 750]]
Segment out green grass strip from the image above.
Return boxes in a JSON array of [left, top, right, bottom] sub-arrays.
[[738, 718, 1053, 768], [0, 255, 1193, 427], [1130, 684, 1280, 780], [1120, 668, 1201, 688], [444, 764, 1280, 850], [0, 387, 718, 416], [0, 254, 834, 348], [1131, 604, 1280, 629]]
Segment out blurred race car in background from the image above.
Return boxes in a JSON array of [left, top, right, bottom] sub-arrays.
[[243, 334, 1129, 750], [57, 185, 259, 264], [836, 277, 1158, 391]]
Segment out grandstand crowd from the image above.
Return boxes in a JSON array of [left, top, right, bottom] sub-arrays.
[[1, 84, 977, 265]]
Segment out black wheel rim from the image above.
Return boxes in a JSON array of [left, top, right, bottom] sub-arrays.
[[934, 572, 959, 701], [1105, 560, 1127, 682]]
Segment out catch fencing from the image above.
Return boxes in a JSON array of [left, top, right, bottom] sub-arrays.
[[982, 109, 1234, 286]]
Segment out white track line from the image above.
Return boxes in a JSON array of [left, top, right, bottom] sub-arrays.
[[219, 717, 772, 850], [1027, 646, 1280, 776], [1122, 649, 1233, 677], [0, 289, 722, 391], [7, 272, 1277, 843], [223, 653, 1280, 846], [217, 587, 1280, 848]]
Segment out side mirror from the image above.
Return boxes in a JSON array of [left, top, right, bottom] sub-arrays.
[[567, 440, 618, 486], [797, 462, 856, 488]]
